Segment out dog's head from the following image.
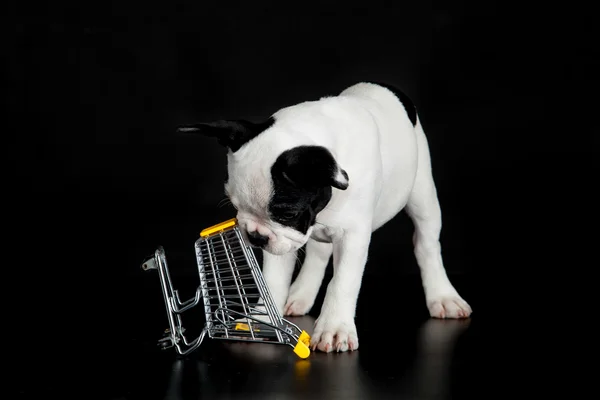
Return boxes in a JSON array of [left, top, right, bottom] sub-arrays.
[[178, 117, 349, 255]]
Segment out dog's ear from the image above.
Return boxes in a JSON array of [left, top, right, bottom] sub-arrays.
[[273, 145, 349, 190], [177, 117, 274, 152]]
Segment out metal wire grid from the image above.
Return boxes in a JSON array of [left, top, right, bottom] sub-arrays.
[[142, 220, 311, 358], [196, 226, 286, 344]]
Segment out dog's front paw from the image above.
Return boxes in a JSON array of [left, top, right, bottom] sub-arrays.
[[311, 315, 358, 353], [284, 298, 311, 317], [427, 295, 472, 319], [284, 285, 316, 316]]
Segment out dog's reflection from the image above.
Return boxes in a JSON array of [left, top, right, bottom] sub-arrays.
[[161, 316, 471, 399], [403, 318, 472, 399]]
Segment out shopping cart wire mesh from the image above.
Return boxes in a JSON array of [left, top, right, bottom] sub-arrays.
[[142, 218, 311, 359]]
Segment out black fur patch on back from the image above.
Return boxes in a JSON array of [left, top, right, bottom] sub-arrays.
[[269, 146, 343, 234], [370, 81, 418, 126]]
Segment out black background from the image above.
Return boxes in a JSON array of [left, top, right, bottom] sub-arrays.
[[6, 0, 598, 394]]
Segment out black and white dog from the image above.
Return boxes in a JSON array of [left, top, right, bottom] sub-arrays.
[[179, 82, 472, 353]]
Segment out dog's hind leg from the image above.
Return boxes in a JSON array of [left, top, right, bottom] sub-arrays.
[[405, 122, 472, 319], [284, 239, 332, 316]]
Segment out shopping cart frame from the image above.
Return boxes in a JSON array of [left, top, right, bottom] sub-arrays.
[[142, 218, 311, 359]]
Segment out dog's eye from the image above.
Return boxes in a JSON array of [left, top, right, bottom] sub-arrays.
[[281, 210, 300, 220]]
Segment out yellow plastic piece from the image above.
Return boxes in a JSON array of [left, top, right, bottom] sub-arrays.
[[235, 322, 260, 332], [235, 323, 249, 331], [200, 218, 237, 237], [293, 330, 311, 359]]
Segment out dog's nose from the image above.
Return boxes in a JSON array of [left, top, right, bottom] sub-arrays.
[[247, 231, 269, 248]]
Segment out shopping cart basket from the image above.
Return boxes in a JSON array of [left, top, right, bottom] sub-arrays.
[[142, 218, 311, 359]]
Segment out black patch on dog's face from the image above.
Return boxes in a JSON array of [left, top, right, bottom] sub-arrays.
[[369, 81, 418, 126], [269, 146, 348, 234], [269, 185, 332, 234]]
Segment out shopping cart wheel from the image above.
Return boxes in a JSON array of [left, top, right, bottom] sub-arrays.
[[158, 337, 174, 350], [141, 257, 157, 271], [157, 328, 176, 349]]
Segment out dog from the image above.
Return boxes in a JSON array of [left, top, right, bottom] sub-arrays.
[[178, 82, 472, 353]]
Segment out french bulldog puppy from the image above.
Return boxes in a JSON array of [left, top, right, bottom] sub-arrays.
[[178, 82, 472, 352]]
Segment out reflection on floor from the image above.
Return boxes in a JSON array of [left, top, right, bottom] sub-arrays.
[[12, 273, 526, 399], [160, 316, 472, 400]]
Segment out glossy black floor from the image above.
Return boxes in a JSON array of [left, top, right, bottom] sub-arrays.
[[11, 260, 536, 400]]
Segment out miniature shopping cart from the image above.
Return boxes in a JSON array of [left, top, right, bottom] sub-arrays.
[[141, 218, 311, 359]]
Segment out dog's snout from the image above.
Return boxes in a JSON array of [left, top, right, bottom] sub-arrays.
[[247, 230, 269, 248]]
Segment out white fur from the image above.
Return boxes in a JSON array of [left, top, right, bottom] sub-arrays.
[[224, 82, 472, 352]]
